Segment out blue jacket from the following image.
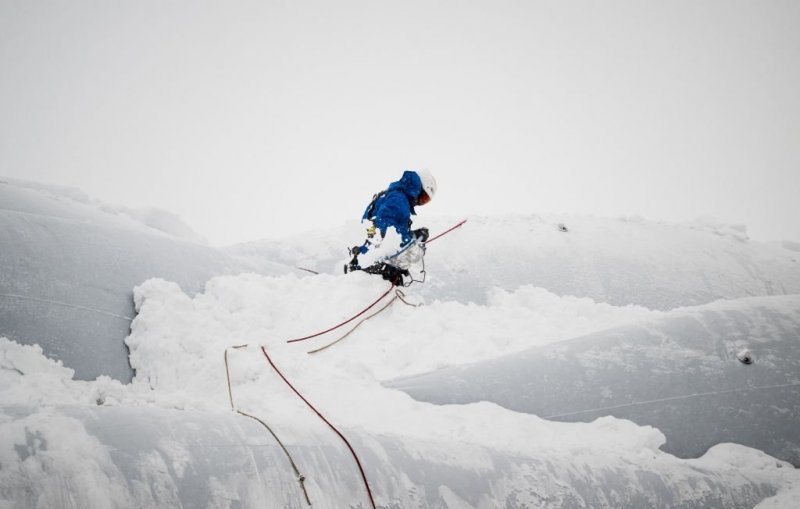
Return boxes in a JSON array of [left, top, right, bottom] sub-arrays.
[[361, 171, 421, 247]]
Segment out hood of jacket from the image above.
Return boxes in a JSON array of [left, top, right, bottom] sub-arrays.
[[386, 170, 422, 211]]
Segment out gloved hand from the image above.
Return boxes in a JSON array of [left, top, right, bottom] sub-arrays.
[[413, 227, 429, 242]]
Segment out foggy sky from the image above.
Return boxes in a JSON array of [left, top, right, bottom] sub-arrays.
[[1, 0, 798, 245]]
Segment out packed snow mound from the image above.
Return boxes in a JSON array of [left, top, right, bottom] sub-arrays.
[[127, 273, 660, 389], [0, 179, 293, 382], [230, 214, 800, 310], [0, 339, 127, 406]]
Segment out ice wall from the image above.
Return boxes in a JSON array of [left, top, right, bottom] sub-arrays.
[[0, 180, 289, 382]]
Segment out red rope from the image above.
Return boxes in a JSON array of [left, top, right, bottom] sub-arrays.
[[260, 346, 376, 509], [286, 284, 395, 343], [427, 219, 467, 243]]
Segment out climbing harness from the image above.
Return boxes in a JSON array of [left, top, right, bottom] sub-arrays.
[[224, 345, 312, 506]]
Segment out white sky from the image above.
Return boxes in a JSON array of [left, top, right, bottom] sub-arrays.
[[1, 0, 798, 245]]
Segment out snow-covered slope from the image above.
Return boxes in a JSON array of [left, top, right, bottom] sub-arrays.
[[388, 294, 800, 465], [232, 215, 800, 309], [0, 179, 291, 382], [2, 180, 800, 507]]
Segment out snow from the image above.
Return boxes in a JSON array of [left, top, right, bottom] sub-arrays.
[[4, 268, 800, 506], [232, 213, 800, 310], [1, 177, 207, 243], [119, 273, 797, 463], [0, 410, 132, 508], [757, 482, 800, 509], [2, 179, 800, 506], [124, 273, 659, 411], [0, 339, 127, 407]]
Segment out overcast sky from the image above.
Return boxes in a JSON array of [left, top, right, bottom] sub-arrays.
[[1, 0, 798, 245]]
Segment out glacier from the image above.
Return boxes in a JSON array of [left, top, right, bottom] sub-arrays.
[[1, 178, 800, 508]]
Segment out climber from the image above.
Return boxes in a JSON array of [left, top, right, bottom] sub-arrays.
[[345, 169, 437, 286]]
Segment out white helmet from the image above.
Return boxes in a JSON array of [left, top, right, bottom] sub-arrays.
[[416, 169, 437, 200]]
